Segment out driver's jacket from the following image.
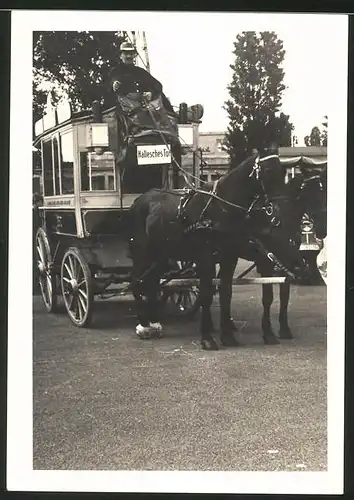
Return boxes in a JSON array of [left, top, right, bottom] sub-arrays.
[[107, 64, 176, 115], [108, 64, 162, 96]]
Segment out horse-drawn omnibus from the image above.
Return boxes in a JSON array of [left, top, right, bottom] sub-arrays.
[[33, 92, 203, 326]]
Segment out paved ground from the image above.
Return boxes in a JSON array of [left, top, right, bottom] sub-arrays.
[[33, 262, 327, 471]]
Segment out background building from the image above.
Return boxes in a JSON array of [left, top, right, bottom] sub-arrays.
[[181, 131, 327, 184]]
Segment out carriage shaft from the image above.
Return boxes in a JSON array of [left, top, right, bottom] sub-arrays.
[[161, 277, 288, 287]]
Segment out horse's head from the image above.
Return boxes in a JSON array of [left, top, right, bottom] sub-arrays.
[[288, 170, 327, 240], [220, 153, 312, 282]]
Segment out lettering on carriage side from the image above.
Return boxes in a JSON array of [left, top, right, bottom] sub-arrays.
[[45, 199, 72, 207]]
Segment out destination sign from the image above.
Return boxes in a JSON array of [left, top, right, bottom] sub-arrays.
[[136, 144, 171, 165]]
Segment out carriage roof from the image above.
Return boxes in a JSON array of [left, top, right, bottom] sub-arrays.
[[280, 155, 327, 169], [33, 103, 115, 147]]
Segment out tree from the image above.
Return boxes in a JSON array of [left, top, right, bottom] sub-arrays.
[[223, 31, 294, 163], [266, 112, 294, 148], [310, 126, 321, 146], [304, 118, 327, 147], [321, 115, 328, 146], [33, 31, 126, 123]]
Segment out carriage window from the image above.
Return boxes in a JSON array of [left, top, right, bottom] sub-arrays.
[[80, 151, 116, 191], [53, 136, 61, 195], [108, 175, 114, 190], [91, 175, 105, 191], [60, 131, 74, 194], [42, 140, 54, 196]]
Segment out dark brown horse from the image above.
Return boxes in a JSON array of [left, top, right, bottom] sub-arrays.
[[216, 165, 327, 343], [265, 169, 327, 340], [128, 153, 310, 350]]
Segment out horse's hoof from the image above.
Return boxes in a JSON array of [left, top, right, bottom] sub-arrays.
[[201, 338, 219, 350], [221, 335, 240, 347], [263, 334, 280, 345], [136, 324, 152, 339], [149, 322, 164, 338], [278, 328, 293, 339]]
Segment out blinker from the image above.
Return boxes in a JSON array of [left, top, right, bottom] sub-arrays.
[[265, 203, 273, 216]]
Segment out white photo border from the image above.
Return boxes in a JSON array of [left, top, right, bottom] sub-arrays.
[[7, 10, 348, 494]]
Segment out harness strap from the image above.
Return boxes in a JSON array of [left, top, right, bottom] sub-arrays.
[[177, 188, 195, 219], [195, 189, 247, 212], [199, 179, 219, 221]]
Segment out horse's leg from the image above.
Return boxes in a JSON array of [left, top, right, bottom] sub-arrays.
[[198, 251, 218, 351], [219, 254, 240, 346], [130, 238, 155, 339], [278, 282, 293, 339], [145, 271, 164, 338], [259, 264, 279, 345], [131, 276, 151, 339]]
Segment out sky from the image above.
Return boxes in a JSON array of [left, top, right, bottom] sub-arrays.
[[143, 14, 338, 144], [33, 12, 345, 146]]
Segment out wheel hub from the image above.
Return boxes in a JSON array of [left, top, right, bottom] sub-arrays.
[[68, 278, 79, 292]]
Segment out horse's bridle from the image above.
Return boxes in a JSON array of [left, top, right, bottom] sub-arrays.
[[246, 154, 285, 227]]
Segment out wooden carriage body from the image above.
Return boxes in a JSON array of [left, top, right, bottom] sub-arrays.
[[33, 95, 204, 326], [33, 97, 192, 271]]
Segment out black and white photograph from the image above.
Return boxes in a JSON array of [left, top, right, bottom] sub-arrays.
[[7, 10, 347, 495]]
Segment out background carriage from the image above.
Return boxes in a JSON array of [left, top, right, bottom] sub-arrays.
[[33, 92, 204, 327]]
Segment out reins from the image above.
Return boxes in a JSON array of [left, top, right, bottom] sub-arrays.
[[186, 155, 288, 222], [141, 98, 284, 221], [195, 185, 248, 213]]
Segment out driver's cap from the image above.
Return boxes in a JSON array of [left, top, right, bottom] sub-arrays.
[[120, 41, 136, 52]]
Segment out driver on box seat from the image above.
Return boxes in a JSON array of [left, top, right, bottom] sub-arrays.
[[108, 41, 176, 115]]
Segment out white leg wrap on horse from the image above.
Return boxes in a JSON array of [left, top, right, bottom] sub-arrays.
[[136, 323, 152, 339], [149, 322, 164, 338]]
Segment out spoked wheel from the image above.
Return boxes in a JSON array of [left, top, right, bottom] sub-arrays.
[[61, 247, 93, 327], [161, 260, 201, 319], [35, 228, 58, 312]]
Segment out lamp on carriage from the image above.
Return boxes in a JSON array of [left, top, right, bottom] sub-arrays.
[[188, 104, 204, 123], [178, 102, 204, 124]]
